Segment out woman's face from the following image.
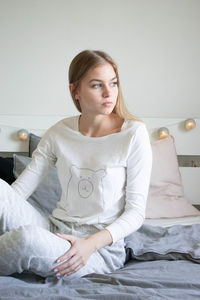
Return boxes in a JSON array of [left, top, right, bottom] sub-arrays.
[[74, 63, 118, 116]]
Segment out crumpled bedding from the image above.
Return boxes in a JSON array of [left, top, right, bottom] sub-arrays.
[[1, 224, 200, 299], [125, 223, 200, 263]]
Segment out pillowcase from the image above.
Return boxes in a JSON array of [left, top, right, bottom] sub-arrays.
[[13, 154, 61, 216], [29, 133, 41, 157], [0, 157, 15, 185], [146, 135, 200, 218]]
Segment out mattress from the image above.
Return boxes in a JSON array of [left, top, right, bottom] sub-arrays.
[[144, 215, 200, 227]]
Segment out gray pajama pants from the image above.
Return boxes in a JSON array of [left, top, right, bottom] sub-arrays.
[[0, 179, 126, 279]]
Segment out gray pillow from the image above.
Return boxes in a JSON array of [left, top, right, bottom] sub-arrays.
[[13, 154, 61, 216], [29, 133, 41, 157]]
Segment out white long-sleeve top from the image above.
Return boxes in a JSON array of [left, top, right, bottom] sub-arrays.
[[12, 115, 152, 243]]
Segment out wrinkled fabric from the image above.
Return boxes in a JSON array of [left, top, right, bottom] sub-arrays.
[[125, 223, 200, 262], [0, 179, 125, 278]]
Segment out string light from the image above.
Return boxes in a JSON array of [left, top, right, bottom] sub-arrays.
[[157, 127, 170, 139], [157, 118, 196, 139], [0, 118, 197, 141], [17, 129, 29, 141], [184, 119, 196, 131], [0, 123, 45, 141]]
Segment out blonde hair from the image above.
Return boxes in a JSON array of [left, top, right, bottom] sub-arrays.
[[68, 50, 137, 121]]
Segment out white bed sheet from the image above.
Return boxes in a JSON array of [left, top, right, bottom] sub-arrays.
[[144, 215, 200, 227]]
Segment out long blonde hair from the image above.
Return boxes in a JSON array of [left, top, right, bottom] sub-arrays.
[[68, 50, 137, 121]]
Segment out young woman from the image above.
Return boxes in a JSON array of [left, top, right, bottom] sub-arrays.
[[0, 50, 152, 279]]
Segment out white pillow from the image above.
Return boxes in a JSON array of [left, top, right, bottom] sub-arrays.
[[146, 135, 200, 218]]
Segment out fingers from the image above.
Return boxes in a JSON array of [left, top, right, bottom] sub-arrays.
[[56, 233, 74, 243], [55, 234, 76, 263], [56, 253, 67, 264], [54, 255, 83, 277], [56, 247, 75, 263], [64, 261, 82, 277], [56, 233, 70, 238], [54, 235, 88, 277]]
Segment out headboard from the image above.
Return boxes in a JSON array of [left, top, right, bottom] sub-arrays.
[[0, 115, 200, 204]]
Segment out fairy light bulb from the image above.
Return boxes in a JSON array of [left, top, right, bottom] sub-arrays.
[[184, 119, 196, 131], [157, 127, 169, 139], [17, 129, 29, 141]]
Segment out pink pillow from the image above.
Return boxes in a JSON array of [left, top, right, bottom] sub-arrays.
[[146, 135, 200, 218]]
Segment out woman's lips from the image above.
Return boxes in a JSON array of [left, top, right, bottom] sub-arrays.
[[103, 102, 113, 107]]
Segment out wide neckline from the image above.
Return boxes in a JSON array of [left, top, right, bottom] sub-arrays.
[[74, 115, 127, 140]]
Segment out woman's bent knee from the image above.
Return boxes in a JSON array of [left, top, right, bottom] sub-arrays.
[[0, 225, 72, 277]]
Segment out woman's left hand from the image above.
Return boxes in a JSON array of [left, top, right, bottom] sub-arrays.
[[54, 233, 96, 277]]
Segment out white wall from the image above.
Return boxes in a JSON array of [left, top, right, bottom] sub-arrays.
[[0, 0, 200, 118]]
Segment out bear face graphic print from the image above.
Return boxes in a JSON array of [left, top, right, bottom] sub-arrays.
[[78, 176, 93, 198], [65, 165, 106, 218]]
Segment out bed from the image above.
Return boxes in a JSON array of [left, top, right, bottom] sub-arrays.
[[0, 116, 200, 299]]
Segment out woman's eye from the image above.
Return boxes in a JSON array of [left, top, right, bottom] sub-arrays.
[[111, 81, 118, 87], [91, 82, 117, 89], [92, 84, 101, 89]]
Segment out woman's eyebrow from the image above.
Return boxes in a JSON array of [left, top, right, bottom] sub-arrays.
[[89, 76, 117, 83]]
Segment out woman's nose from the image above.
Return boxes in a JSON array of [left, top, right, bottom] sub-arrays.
[[102, 85, 111, 97]]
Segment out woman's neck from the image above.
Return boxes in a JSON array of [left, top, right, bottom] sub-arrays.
[[78, 113, 124, 137]]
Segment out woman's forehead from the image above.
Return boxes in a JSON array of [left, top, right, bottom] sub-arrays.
[[84, 63, 116, 81]]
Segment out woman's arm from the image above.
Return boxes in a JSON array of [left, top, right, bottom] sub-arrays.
[[105, 124, 152, 243], [87, 228, 113, 250], [11, 129, 56, 200]]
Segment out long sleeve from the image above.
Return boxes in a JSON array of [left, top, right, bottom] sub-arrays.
[[11, 129, 57, 200], [10, 116, 152, 242], [105, 124, 152, 243]]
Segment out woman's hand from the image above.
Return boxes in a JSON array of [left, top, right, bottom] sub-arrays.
[[54, 233, 96, 277]]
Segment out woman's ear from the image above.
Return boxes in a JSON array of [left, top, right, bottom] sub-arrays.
[[69, 84, 79, 100], [69, 84, 74, 97]]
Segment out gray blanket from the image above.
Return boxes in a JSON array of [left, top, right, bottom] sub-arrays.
[[1, 224, 200, 299], [125, 223, 200, 263]]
